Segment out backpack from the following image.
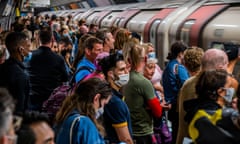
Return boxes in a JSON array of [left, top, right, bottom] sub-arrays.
[[42, 66, 94, 122]]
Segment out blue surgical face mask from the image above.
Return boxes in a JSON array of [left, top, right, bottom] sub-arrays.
[[63, 33, 70, 38], [223, 88, 235, 103], [23, 52, 32, 63]]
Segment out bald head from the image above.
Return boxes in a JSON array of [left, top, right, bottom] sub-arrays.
[[202, 48, 228, 70], [79, 25, 89, 34]]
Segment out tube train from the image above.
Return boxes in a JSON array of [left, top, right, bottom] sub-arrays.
[[40, 0, 240, 69]]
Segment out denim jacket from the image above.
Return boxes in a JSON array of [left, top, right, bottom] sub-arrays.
[[55, 110, 105, 144]]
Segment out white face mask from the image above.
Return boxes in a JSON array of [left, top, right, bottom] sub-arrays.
[[223, 88, 235, 103], [114, 73, 129, 87], [95, 107, 104, 119]]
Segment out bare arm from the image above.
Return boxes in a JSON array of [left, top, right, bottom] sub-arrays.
[[114, 126, 134, 144]]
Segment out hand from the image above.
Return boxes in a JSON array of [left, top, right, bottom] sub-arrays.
[[161, 100, 172, 111], [232, 97, 238, 110]]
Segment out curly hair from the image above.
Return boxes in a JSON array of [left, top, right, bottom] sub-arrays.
[[184, 47, 204, 73]]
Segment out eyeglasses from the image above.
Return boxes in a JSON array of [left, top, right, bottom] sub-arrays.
[[6, 135, 17, 144]]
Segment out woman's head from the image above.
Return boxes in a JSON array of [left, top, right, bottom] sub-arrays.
[[56, 78, 112, 136], [114, 28, 130, 51], [144, 62, 156, 80], [56, 78, 111, 121], [196, 69, 233, 106], [123, 40, 146, 71], [75, 78, 112, 113]]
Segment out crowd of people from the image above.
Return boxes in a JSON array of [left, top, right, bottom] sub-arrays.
[[0, 13, 240, 144]]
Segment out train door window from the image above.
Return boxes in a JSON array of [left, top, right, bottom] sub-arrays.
[[180, 20, 195, 46], [150, 19, 161, 51], [113, 18, 120, 27]]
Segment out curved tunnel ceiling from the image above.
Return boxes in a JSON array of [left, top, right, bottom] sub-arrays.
[[50, 0, 153, 7]]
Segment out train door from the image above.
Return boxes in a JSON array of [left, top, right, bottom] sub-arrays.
[[156, 0, 202, 68], [72, 10, 88, 21], [94, 10, 111, 26], [202, 5, 240, 49], [85, 11, 101, 25], [178, 4, 228, 49], [143, 8, 175, 53], [101, 11, 122, 28], [117, 9, 140, 28], [126, 10, 160, 43]]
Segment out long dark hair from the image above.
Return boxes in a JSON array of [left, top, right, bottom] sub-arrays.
[[196, 69, 228, 101], [55, 78, 112, 136]]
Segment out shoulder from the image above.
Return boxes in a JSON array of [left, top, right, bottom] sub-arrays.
[[106, 96, 127, 110]]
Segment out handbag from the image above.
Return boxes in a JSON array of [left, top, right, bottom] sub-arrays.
[[154, 111, 172, 144]]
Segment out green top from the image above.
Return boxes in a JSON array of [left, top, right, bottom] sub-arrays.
[[123, 71, 155, 136]]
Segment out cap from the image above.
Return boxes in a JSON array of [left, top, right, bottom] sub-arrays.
[[147, 52, 158, 64]]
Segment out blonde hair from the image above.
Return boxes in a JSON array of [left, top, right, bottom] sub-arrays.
[[114, 28, 130, 51], [123, 40, 145, 69]]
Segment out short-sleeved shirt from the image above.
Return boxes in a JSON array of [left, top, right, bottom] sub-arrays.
[[75, 57, 95, 83], [124, 71, 155, 136], [104, 89, 132, 143]]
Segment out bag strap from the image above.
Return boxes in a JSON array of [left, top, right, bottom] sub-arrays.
[[69, 66, 94, 84], [174, 64, 181, 88], [69, 116, 81, 144], [174, 64, 179, 76]]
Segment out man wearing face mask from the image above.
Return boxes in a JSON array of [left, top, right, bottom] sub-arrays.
[[99, 53, 133, 144], [0, 32, 31, 113]]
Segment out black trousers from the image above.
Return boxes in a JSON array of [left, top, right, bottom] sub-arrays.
[[168, 103, 179, 144]]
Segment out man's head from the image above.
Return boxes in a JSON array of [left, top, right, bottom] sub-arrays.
[[84, 37, 103, 62], [202, 48, 228, 70], [5, 32, 31, 61], [39, 26, 52, 45], [58, 37, 72, 52], [183, 47, 204, 76], [79, 25, 89, 35], [21, 111, 54, 144], [0, 88, 15, 144], [96, 28, 115, 53], [100, 53, 129, 88], [88, 24, 98, 34]]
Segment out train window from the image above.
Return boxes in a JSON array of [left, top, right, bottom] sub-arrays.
[[211, 41, 240, 51], [180, 20, 195, 45], [150, 19, 161, 50]]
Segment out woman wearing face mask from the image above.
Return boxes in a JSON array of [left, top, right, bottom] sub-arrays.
[[184, 69, 237, 144], [55, 78, 112, 144]]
